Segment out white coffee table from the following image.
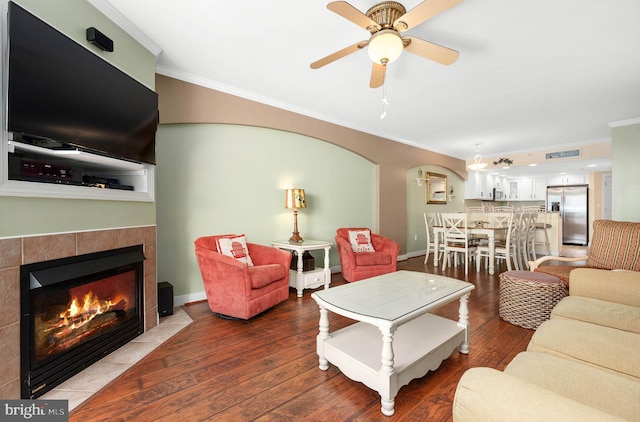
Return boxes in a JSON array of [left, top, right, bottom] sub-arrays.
[[311, 270, 474, 416]]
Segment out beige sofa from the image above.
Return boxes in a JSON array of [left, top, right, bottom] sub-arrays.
[[452, 268, 640, 421]]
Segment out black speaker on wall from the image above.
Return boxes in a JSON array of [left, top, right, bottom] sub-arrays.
[[86, 27, 113, 52], [158, 281, 174, 317]]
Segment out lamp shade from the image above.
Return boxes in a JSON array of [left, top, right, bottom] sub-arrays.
[[284, 189, 306, 209], [368, 29, 403, 65]]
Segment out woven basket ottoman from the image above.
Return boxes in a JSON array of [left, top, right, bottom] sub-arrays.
[[499, 270, 568, 329]]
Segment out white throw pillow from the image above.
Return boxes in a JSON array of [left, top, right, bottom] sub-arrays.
[[348, 229, 375, 252], [216, 234, 254, 266]]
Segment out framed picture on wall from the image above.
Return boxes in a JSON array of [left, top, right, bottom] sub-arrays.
[[426, 172, 447, 204]]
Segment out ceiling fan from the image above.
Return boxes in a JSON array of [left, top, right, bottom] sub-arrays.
[[310, 0, 462, 88]]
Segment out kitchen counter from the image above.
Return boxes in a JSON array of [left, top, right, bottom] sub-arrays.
[[536, 212, 561, 256]]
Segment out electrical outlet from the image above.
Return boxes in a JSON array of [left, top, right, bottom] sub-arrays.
[[414, 234, 418, 241]]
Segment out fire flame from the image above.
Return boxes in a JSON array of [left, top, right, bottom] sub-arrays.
[[59, 291, 116, 330]]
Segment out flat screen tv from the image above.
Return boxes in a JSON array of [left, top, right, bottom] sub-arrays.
[[6, 2, 158, 165]]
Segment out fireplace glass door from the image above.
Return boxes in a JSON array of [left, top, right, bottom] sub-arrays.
[[21, 245, 145, 398]]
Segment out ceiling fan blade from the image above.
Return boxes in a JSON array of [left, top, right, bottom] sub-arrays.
[[394, 0, 463, 31], [328, 1, 381, 31], [403, 36, 459, 65], [310, 41, 366, 69], [370, 62, 386, 88]]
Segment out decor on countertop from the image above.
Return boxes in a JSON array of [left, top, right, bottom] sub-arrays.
[[285, 188, 306, 244]]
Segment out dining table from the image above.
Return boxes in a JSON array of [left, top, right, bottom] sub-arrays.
[[433, 223, 508, 275]]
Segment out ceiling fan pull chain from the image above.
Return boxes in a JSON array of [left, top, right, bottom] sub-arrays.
[[380, 80, 389, 119]]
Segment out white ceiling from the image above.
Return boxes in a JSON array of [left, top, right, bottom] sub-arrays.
[[101, 0, 640, 175]]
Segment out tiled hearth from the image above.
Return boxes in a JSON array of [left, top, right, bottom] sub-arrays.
[[42, 306, 192, 412], [0, 226, 158, 399]]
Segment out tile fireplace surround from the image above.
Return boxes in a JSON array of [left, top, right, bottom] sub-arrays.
[[0, 225, 158, 399]]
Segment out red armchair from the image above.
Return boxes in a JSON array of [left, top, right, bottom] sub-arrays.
[[194, 235, 292, 319], [335, 228, 400, 282]]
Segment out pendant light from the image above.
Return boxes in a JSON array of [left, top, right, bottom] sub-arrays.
[[467, 143, 488, 171]]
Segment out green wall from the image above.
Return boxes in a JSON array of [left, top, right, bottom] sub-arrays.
[[611, 122, 640, 222], [155, 124, 376, 299], [0, 0, 156, 237]]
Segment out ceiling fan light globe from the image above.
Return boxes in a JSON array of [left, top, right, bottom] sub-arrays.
[[368, 29, 403, 65]]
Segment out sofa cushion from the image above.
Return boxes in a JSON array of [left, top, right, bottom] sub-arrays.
[[452, 367, 623, 422], [216, 234, 254, 266], [248, 264, 285, 289], [504, 351, 640, 421], [551, 296, 640, 334], [348, 229, 375, 252], [587, 220, 640, 271], [354, 251, 392, 266], [527, 319, 640, 381], [569, 268, 640, 307]]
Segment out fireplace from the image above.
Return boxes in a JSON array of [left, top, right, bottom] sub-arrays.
[[20, 245, 145, 399]]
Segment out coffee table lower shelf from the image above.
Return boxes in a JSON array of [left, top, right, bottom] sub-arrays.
[[319, 313, 466, 416]]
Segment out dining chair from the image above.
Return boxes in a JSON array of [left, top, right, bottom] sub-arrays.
[[487, 211, 511, 243], [525, 212, 539, 262], [440, 213, 477, 275], [423, 212, 443, 265], [492, 206, 513, 212], [523, 205, 550, 256], [515, 213, 537, 269], [476, 212, 518, 271], [465, 206, 484, 212]]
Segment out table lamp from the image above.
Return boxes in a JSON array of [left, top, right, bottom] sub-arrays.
[[285, 188, 306, 243]]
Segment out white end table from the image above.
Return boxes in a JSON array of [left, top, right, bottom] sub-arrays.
[[272, 239, 332, 297]]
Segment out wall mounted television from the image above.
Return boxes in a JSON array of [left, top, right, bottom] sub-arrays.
[[6, 2, 158, 165]]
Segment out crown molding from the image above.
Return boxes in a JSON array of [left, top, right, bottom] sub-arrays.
[[609, 117, 640, 128], [87, 0, 162, 59]]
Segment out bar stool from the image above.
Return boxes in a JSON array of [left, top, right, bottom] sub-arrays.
[[523, 206, 550, 256]]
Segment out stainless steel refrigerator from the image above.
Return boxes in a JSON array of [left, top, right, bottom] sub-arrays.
[[547, 185, 589, 246]]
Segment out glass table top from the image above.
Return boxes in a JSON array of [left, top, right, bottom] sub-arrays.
[[312, 271, 473, 322]]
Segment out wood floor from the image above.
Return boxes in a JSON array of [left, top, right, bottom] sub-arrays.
[[69, 256, 534, 422]]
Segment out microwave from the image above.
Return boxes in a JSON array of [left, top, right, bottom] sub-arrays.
[[493, 188, 505, 201]]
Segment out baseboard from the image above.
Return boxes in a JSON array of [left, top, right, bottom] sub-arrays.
[[405, 250, 426, 259], [175, 291, 207, 307]]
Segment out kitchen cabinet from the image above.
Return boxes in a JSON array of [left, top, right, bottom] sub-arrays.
[[547, 174, 586, 186], [507, 179, 530, 200], [530, 176, 547, 200], [506, 176, 547, 201], [465, 171, 494, 200]]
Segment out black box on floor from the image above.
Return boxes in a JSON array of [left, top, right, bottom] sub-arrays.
[[289, 251, 315, 272], [158, 281, 174, 317]]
